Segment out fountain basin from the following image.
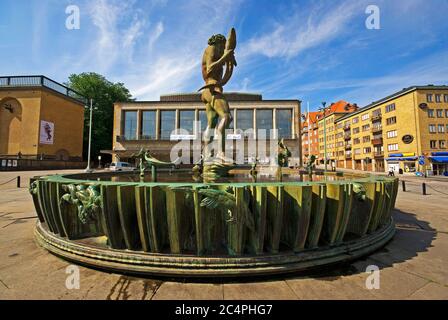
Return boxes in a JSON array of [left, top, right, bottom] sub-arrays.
[[30, 171, 398, 277]]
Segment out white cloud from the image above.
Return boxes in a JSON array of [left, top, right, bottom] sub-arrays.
[[242, 1, 363, 59]]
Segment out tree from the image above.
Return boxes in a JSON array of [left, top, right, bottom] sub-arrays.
[[65, 72, 133, 162]]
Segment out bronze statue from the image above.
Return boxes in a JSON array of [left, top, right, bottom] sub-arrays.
[[199, 28, 237, 163]]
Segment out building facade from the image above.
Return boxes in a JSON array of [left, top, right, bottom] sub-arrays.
[[301, 111, 321, 163], [330, 86, 448, 175], [315, 101, 359, 165], [108, 93, 302, 166], [0, 76, 85, 168]]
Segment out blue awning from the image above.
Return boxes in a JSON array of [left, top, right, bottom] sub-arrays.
[[386, 157, 418, 162], [429, 156, 448, 163], [388, 153, 403, 157], [431, 152, 448, 157]]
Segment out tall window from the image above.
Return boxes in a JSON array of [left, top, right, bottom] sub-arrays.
[[179, 110, 195, 134], [427, 94, 433, 102], [438, 124, 445, 133], [440, 140, 446, 149], [435, 94, 441, 103], [436, 109, 444, 118], [236, 109, 253, 138], [427, 109, 434, 118], [256, 109, 273, 132], [123, 111, 137, 140], [276, 109, 292, 138], [444, 95, 448, 103], [141, 111, 156, 139], [160, 110, 175, 139], [430, 140, 437, 149]]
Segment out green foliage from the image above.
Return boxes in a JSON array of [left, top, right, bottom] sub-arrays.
[[65, 72, 133, 160]]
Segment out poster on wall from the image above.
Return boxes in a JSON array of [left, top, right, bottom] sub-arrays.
[[39, 120, 54, 145]]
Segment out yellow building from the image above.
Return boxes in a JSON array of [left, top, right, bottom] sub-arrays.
[[316, 100, 358, 165], [333, 85, 448, 175], [0, 75, 85, 169]]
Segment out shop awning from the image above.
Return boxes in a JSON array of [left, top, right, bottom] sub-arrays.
[[431, 152, 448, 157], [429, 156, 448, 163], [386, 157, 418, 161]]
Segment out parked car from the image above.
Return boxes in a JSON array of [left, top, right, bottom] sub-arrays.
[[108, 162, 136, 172]]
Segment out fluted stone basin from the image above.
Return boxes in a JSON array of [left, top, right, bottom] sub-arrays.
[[30, 170, 398, 277]]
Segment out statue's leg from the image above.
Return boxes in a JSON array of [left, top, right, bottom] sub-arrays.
[[203, 102, 217, 160], [212, 94, 232, 161]]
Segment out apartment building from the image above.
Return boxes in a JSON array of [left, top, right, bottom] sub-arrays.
[[333, 85, 448, 175]]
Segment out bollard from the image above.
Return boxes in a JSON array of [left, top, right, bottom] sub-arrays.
[[17, 176, 21, 188], [422, 183, 427, 195], [401, 180, 406, 192]]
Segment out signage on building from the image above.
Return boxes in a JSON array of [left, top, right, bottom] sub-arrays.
[[39, 120, 54, 145], [402, 134, 414, 144]]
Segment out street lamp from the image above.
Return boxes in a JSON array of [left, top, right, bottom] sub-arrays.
[[85, 98, 94, 173], [318, 102, 329, 172]]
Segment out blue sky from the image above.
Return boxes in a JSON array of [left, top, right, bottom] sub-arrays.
[[1, 0, 447, 111]]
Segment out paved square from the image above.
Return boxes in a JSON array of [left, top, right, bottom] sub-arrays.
[[1, 170, 447, 300]]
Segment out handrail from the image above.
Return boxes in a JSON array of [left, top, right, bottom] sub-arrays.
[[0, 75, 87, 104]]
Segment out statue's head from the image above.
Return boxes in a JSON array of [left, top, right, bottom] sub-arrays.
[[208, 34, 226, 48]]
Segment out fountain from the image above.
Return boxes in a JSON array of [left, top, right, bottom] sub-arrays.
[[30, 28, 398, 277]]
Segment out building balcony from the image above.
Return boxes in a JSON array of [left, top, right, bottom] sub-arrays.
[[344, 134, 351, 140], [372, 138, 383, 145], [345, 143, 352, 150], [371, 125, 382, 133], [345, 153, 352, 159], [343, 125, 351, 131], [374, 151, 384, 158], [371, 114, 382, 121]]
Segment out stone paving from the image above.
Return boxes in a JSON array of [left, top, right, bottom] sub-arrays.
[[0, 170, 447, 300]]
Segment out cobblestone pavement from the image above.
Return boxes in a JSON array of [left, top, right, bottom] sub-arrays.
[[0, 170, 447, 300]]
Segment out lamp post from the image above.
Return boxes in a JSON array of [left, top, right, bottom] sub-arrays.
[[85, 98, 93, 173], [318, 102, 329, 172]]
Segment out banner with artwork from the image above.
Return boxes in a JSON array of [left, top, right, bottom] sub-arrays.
[[39, 120, 54, 145]]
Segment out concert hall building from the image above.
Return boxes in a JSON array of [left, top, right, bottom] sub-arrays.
[[106, 92, 302, 167]]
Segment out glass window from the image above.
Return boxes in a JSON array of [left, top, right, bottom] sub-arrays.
[[429, 124, 436, 133], [427, 109, 434, 118], [236, 109, 253, 130], [385, 103, 396, 113], [386, 116, 397, 125], [276, 109, 292, 138], [435, 94, 441, 103], [436, 109, 444, 118], [141, 111, 156, 139], [256, 109, 273, 133], [440, 140, 446, 149], [427, 94, 433, 102], [430, 140, 437, 148], [387, 143, 399, 151], [179, 110, 195, 134], [352, 117, 359, 124], [444, 95, 448, 103], [160, 110, 175, 139], [123, 111, 137, 140], [438, 124, 445, 133], [387, 130, 397, 138]]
